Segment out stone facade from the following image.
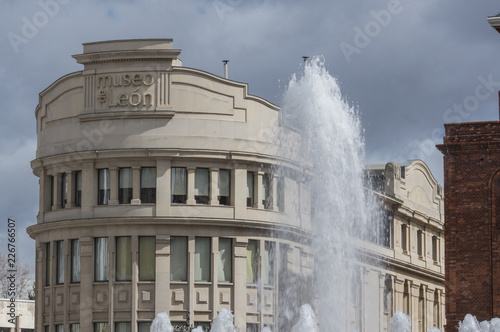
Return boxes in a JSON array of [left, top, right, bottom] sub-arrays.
[[27, 39, 444, 332], [363, 160, 445, 332], [0, 299, 35, 331]]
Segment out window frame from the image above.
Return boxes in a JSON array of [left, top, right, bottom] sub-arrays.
[[118, 167, 133, 204], [246, 172, 254, 208], [246, 240, 259, 284], [139, 236, 156, 281], [71, 239, 80, 284], [61, 173, 67, 208], [140, 167, 156, 204], [94, 237, 109, 282], [171, 167, 187, 204], [194, 168, 210, 205], [218, 238, 233, 283], [194, 237, 211, 282], [56, 240, 64, 285], [170, 236, 188, 282], [116, 236, 132, 282], [97, 168, 110, 205], [75, 171, 82, 207]]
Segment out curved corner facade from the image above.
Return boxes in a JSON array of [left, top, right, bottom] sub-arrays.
[[28, 39, 313, 332]]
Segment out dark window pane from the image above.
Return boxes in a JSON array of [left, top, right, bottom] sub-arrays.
[[195, 168, 209, 204], [98, 169, 110, 205], [119, 168, 133, 204], [61, 173, 67, 208], [95, 238, 109, 282], [71, 239, 80, 283], [116, 237, 132, 281], [171, 168, 187, 204], [170, 236, 188, 281], [247, 172, 254, 207], [141, 168, 156, 204], [56, 240, 64, 284], [75, 171, 82, 207], [218, 169, 231, 205], [139, 236, 155, 281]]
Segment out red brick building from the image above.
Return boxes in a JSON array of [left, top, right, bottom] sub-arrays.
[[437, 121, 500, 331], [436, 13, 500, 331]]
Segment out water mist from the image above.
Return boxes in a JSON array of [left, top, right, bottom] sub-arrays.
[[280, 57, 378, 330]]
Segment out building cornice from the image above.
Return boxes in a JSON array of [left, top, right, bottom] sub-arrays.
[[26, 217, 314, 244]]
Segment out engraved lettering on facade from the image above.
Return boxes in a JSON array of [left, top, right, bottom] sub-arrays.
[[96, 73, 155, 108]]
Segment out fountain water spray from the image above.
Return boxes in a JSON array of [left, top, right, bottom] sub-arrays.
[[151, 312, 174, 332], [210, 308, 236, 332], [281, 56, 378, 330], [390, 311, 411, 332]]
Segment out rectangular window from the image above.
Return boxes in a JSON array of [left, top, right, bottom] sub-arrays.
[[379, 211, 392, 247], [138, 322, 152, 332], [218, 169, 231, 205], [119, 168, 133, 204], [432, 236, 438, 262], [75, 171, 82, 207], [115, 322, 131, 332], [246, 240, 259, 284], [61, 173, 67, 208], [71, 239, 80, 283], [170, 236, 188, 281], [403, 281, 410, 314], [98, 169, 110, 205], [246, 323, 259, 332], [277, 176, 284, 212], [94, 323, 108, 332], [401, 224, 408, 252], [262, 174, 270, 209], [56, 240, 64, 284], [94, 237, 109, 282], [171, 167, 187, 204], [56, 325, 63, 332], [195, 237, 211, 281], [417, 230, 423, 257], [263, 241, 275, 285], [195, 168, 210, 204], [246, 172, 254, 207], [50, 175, 54, 208], [70, 323, 80, 332], [45, 242, 51, 286], [433, 291, 440, 327], [218, 238, 232, 283], [140, 167, 156, 204], [139, 236, 156, 281], [116, 237, 132, 281]]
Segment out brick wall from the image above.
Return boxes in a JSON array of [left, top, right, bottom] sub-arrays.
[[437, 120, 500, 332]]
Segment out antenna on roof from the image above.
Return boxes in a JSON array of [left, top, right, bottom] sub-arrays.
[[302, 56, 309, 76], [222, 60, 229, 79]]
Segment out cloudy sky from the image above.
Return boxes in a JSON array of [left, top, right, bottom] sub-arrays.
[[1, 0, 500, 264]]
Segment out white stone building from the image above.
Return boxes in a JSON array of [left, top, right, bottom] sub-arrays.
[[27, 39, 444, 332], [0, 299, 35, 331]]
